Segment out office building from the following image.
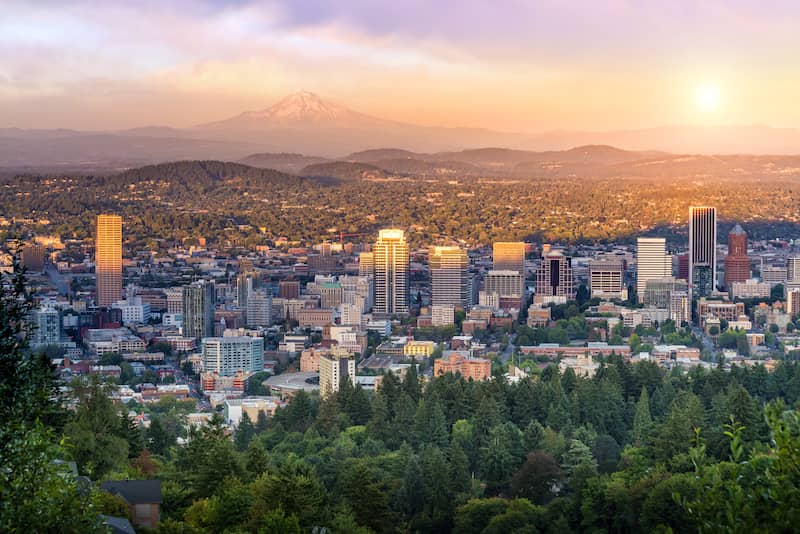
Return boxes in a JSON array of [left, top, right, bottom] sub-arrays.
[[589, 258, 626, 300], [493, 242, 525, 274], [201, 336, 263, 377], [278, 280, 300, 299], [319, 347, 356, 398], [183, 280, 215, 339], [21, 244, 45, 272], [534, 250, 575, 303], [787, 257, 800, 290], [430, 246, 469, 309], [787, 289, 800, 317], [761, 266, 787, 286], [96, 214, 123, 306], [636, 237, 671, 298], [669, 291, 691, 326], [643, 277, 689, 309], [373, 229, 409, 316], [484, 270, 525, 308], [689, 207, 717, 296], [246, 289, 272, 327], [730, 279, 770, 300], [358, 252, 374, 277], [724, 225, 750, 288], [30, 306, 60, 349]]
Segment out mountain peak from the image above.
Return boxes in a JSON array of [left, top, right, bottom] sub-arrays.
[[236, 91, 365, 124]]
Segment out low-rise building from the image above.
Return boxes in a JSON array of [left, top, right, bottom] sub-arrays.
[[434, 352, 491, 381]]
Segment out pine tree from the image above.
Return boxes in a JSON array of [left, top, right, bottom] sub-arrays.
[[403, 359, 422, 402], [632, 386, 653, 447], [235, 411, 256, 451], [346, 385, 373, 426], [367, 393, 391, 443]]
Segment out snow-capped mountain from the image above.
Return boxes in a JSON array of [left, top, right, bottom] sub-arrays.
[[195, 91, 395, 130]]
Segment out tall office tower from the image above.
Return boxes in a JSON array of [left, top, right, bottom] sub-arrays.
[[589, 258, 626, 300], [373, 229, 409, 316], [95, 214, 122, 307], [201, 336, 263, 376], [493, 242, 525, 274], [534, 250, 575, 302], [430, 246, 469, 309], [358, 252, 375, 277], [278, 279, 300, 299], [183, 280, 215, 339], [689, 206, 717, 297], [787, 257, 800, 289], [246, 289, 272, 327], [724, 225, 750, 288], [319, 348, 356, 398], [636, 237, 672, 299], [236, 272, 258, 308], [787, 289, 800, 317]]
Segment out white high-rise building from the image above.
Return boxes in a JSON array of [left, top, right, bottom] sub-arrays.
[[246, 289, 272, 327], [430, 246, 469, 309], [636, 237, 672, 299], [31, 306, 60, 349], [319, 348, 355, 398], [201, 336, 263, 377], [373, 229, 409, 316]]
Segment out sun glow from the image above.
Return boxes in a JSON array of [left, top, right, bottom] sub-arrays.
[[695, 83, 721, 112]]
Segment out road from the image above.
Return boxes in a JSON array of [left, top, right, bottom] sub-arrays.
[[501, 334, 517, 364]]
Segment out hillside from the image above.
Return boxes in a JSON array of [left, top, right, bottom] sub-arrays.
[[300, 161, 393, 181], [239, 152, 331, 174]]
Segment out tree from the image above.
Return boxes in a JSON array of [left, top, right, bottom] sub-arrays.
[[510, 451, 562, 504], [234, 411, 256, 451], [63, 378, 130, 478], [0, 261, 102, 532], [632, 386, 653, 447]]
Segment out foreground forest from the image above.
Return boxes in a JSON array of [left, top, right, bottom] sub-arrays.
[[3, 159, 800, 249]]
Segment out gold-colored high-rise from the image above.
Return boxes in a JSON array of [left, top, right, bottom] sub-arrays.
[[96, 214, 122, 306]]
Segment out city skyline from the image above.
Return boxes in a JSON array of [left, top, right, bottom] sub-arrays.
[[4, 1, 800, 133]]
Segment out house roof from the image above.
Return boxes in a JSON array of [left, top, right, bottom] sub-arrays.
[[101, 515, 137, 534], [101, 480, 162, 504]]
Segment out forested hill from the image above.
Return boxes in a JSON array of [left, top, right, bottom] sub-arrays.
[[98, 160, 309, 190]]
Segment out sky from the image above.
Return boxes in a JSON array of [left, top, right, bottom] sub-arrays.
[[2, 0, 800, 132]]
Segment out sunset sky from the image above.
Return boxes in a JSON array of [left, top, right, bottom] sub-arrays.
[[3, 0, 800, 132]]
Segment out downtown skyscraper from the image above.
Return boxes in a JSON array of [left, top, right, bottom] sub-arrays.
[[183, 280, 216, 339], [689, 206, 717, 296], [373, 228, 409, 316], [95, 214, 122, 307], [724, 224, 750, 288], [636, 237, 672, 298], [430, 246, 469, 309]]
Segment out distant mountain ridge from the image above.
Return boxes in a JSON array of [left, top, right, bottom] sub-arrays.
[[2, 91, 800, 170]]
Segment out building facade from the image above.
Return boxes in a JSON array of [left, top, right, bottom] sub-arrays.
[[689, 206, 717, 296], [724, 224, 750, 288], [534, 250, 575, 303], [183, 280, 215, 339], [201, 336, 263, 377], [373, 229, 410, 316], [430, 246, 469, 309], [636, 237, 672, 299], [319, 348, 356, 397], [96, 214, 122, 306]]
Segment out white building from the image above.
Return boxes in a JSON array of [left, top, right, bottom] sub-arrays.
[[112, 297, 151, 326], [30, 306, 60, 348], [636, 237, 672, 298], [201, 336, 264, 377]]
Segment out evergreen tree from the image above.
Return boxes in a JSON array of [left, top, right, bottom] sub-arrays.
[[402, 359, 422, 402], [234, 411, 256, 451], [346, 384, 373, 426], [632, 386, 653, 446]]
